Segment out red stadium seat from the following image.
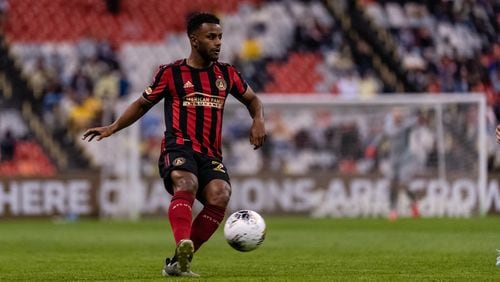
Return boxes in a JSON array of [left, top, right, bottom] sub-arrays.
[[5, 0, 261, 44], [0, 141, 56, 177]]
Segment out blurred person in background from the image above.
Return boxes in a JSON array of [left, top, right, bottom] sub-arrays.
[[382, 107, 421, 221], [82, 12, 266, 277], [0, 129, 16, 162], [0, 0, 8, 32]]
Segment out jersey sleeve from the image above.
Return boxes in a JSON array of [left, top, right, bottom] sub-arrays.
[[142, 65, 169, 104], [228, 66, 248, 97]]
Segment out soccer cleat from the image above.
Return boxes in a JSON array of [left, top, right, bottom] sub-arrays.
[[179, 269, 200, 277], [161, 239, 198, 277], [388, 210, 398, 221], [162, 257, 181, 277], [175, 239, 195, 273], [162, 257, 200, 278], [410, 202, 420, 218]]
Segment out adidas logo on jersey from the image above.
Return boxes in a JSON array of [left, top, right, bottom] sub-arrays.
[[183, 81, 194, 88]]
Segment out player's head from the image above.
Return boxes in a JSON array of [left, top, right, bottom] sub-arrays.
[[187, 12, 222, 62], [392, 107, 403, 124]]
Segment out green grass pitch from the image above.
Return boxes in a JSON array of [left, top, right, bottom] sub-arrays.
[[0, 217, 498, 281]]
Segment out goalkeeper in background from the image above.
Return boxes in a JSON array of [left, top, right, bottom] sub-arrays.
[[382, 108, 434, 221]]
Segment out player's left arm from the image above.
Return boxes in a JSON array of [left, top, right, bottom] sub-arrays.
[[233, 86, 266, 150]]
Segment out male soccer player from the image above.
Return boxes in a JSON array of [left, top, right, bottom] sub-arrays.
[[82, 12, 266, 277], [383, 107, 421, 221]]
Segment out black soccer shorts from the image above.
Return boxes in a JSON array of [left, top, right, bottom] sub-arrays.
[[158, 144, 231, 201]]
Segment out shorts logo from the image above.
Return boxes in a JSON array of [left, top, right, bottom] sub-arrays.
[[144, 86, 153, 95], [215, 77, 227, 90], [211, 161, 226, 173], [173, 157, 186, 166]]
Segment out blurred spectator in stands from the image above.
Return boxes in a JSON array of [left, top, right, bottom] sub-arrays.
[[70, 68, 93, 99], [95, 65, 120, 124], [30, 57, 53, 99], [437, 55, 457, 92], [96, 39, 119, 69], [237, 31, 266, 92], [355, 40, 373, 76], [490, 64, 500, 95], [240, 32, 262, 63], [426, 73, 441, 93], [359, 71, 381, 99], [118, 68, 130, 98], [42, 81, 64, 128], [293, 15, 330, 52], [269, 112, 293, 172], [105, 0, 121, 15], [82, 56, 107, 84], [472, 77, 498, 122], [94, 65, 119, 101], [337, 71, 360, 99], [0, 129, 16, 162], [68, 93, 102, 134], [338, 122, 361, 174], [0, 0, 8, 32], [453, 65, 471, 92], [76, 33, 98, 61]]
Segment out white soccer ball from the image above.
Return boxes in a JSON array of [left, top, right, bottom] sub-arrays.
[[223, 210, 266, 252]]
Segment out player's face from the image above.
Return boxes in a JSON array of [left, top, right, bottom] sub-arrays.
[[192, 23, 223, 62], [392, 108, 403, 124]]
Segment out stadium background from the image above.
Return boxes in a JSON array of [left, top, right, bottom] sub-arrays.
[[0, 0, 499, 219], [1, 1, 500, 281]]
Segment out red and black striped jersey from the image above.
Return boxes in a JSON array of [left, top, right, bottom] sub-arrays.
[[142, 59, 248, 159]]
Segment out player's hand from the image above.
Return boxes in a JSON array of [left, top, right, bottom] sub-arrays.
[[82, 126, 114, 142], [496, 125, 500, 144], [250, 118, 266, 150]]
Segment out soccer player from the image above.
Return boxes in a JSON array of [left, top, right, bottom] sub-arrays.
[[82, 12, 266, 277], [383, 107, 421, 221]]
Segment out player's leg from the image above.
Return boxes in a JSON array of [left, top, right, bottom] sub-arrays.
[[388, 178, 399, 221], [190, 156, 231, 252], [159, 147, 199, 277], [191, 179, 230, 251], [168, 170, 198, 245], [404, 187, 420, 218], [401, 163, 420, 218]]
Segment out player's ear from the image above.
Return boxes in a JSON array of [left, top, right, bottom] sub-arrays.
[[189, 34, 198, 47]]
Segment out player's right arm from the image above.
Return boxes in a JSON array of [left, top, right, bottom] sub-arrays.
[[83, 65, 169, 142], [82, 97, 153, 141]]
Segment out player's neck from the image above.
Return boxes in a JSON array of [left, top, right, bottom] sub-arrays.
[[186, 54, 213, 69]]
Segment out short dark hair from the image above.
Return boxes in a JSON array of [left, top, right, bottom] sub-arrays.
[[187, 12, 220, 35]]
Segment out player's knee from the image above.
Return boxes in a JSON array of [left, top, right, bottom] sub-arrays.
[[205, 181, 231, 207], [171, 170, 198, 193]]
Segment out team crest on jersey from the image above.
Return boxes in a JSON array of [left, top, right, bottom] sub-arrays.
[[144, 86, 153, 95], [173, 157, 186, 166], [215, 77, 227, 90]]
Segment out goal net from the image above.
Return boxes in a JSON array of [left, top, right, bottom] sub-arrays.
[[222, 93, 489, 217]]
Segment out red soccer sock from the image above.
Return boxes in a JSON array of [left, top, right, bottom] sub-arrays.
[[168, 191, 195, 245], [190, 204, 226, 252]]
